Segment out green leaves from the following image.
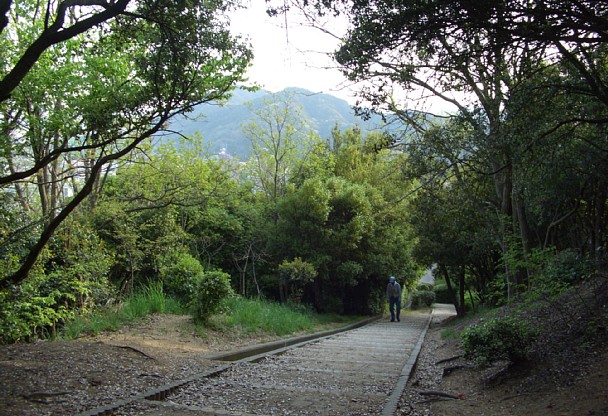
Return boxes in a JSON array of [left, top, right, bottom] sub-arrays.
[[462, 316, 538, 366], [190, 271, 234, 323], [274, 135, 416, 313], [278, 257, 318, 303], [1, 0, 253, 286], [244, 91, 317, 202]]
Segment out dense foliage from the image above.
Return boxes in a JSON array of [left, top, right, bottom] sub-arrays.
[[283, 0, 608, 319], [190, 271, 235, 323], [462, 316, 538, 366], [2, 0, 608, 346], [0, 0, 252, 288], [0, 80, 419, 342], [410, 283, 436, 309]]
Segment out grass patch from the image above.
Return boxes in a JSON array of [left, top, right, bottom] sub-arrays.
[[123, 282, 184, 317], [211, 297, 364, 336], [59, 291, 365, 341], [58, 282, 186, 339], [441, 327, 460, 340]]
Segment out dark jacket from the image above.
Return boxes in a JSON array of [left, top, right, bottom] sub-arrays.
[[386, 281, 401, 300]]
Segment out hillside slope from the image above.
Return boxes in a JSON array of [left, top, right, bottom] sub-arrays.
[[164, 87, 390, 159]]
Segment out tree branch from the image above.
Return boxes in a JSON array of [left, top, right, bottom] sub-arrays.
[[0, 0, 130, 102], [0, 116, 167, 289]]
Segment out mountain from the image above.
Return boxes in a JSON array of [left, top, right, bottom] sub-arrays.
[[164, 87, 390, 159]]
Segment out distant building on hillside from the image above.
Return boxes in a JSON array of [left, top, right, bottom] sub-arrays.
[[217, 147, 233, 161]]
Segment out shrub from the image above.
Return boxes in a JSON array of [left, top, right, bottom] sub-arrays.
[[190, 271, 234, 322], [462, 316, 537, 366], [0, 256, 114, 344], [411, 289, 436, 308], [539, 248, 589, 286], [0, 287, 72, 344], [157, 250, 204, 301], [278, 257, 317, 304], [410, 282, 436, 308]]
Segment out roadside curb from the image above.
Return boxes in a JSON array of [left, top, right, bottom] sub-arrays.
[[204, 314, 382, 361], [382, 303, 456, 415]]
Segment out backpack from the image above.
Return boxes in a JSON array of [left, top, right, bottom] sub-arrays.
[[388, 282, 400, 298]]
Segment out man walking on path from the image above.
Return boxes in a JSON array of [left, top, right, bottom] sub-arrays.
[[386, 276, 402, 322]]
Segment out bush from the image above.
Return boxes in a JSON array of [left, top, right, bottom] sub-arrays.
[[539, 248, 589, 286], [410, 282, 436, 308], [462, 316, 537, 366], [278, 257, 317, 304], [157, 250, 204, 301], [0, 219, 115, 344], [411, 289, 436, 308], [0, 287, 72, 344], [190, 271, 234, 322], [0, 258, 114, 344]]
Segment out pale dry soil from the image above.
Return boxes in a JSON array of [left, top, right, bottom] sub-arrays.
[[1, 301, 607, 416]]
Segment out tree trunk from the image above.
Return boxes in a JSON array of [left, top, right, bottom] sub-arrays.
[[439, 264, 463, 316], [594, 185, 606, 260], [514, 188, 531, 288], [458, 265, 466, 315], [8, 157, 30, 211], [1, 117, 166, 289]]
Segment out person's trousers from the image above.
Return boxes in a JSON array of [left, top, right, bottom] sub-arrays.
[[389, 297, 401, 321]]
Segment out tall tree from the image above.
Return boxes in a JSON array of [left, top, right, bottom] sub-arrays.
[[503, 63, 608, 258], [276, 126, 416, 313], [279, 0, 608, 110], [92, 140, 244, 291], [1, 0, 131, 101], [242, 91, 323, 299], [243, 91, 317, 205], [407, 118, 498, 312]]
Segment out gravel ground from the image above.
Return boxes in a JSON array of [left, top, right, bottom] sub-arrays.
[[0, 314, 276, 416], [2, 286, 607, 416]]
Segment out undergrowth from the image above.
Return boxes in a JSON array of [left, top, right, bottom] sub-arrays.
[[58, 283, 185, 339], [58, 288, 362, 340], [439, 274, 608, 369], [209, 297, 363, 336]]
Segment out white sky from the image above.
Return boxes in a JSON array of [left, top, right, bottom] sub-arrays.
[[229, 1, 359, 104], [228, 2, 459, 114]]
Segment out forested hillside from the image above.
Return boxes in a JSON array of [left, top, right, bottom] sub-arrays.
[[165, 87, 391, 159], [1, 0, 607, 362]]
